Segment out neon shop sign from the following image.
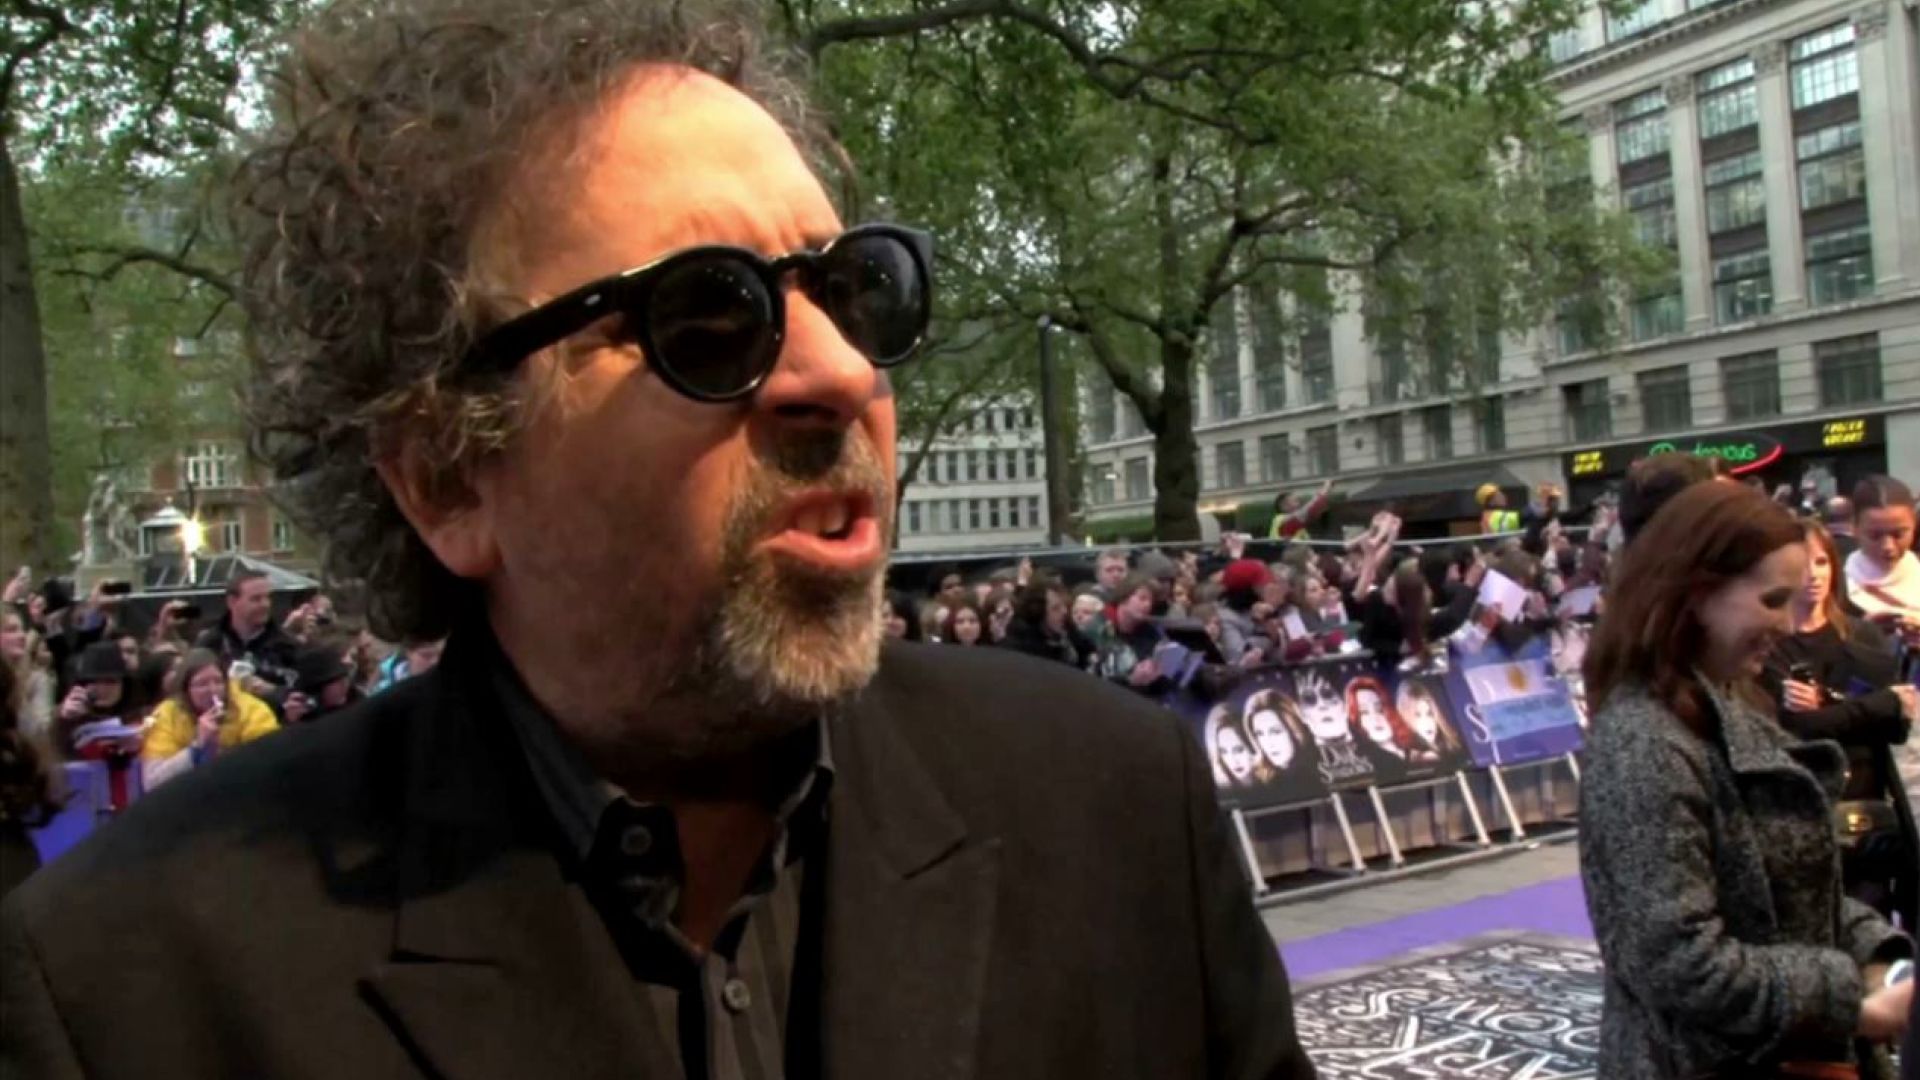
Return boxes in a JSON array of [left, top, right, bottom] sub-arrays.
[[1644, 434, 1783, 475]]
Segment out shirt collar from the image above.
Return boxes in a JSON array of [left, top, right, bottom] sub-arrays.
[[489, 647, 835, 866]]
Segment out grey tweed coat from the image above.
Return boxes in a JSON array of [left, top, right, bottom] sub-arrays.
[[1580, 678, 1914, 1079]]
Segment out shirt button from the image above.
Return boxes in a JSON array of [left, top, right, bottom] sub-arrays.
[[619, 826, 654, 857], [722, 978, 752, 1014]]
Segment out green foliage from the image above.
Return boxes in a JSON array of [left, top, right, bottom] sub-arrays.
[[795, 0, 1655, 539], [23, 155, 239, 554]]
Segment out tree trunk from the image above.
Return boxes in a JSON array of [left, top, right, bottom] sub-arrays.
[[1151, 338, 1201, 541], [0, 134, 55, 576]]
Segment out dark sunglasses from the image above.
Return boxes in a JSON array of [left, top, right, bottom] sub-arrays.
[[463, 224, 934, 402]]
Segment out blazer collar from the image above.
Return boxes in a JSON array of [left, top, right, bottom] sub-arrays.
[[361, 632, 664, 1079], [818, 643, 1001, 1080]]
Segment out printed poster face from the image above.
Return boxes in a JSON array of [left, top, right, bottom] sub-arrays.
[[1192, 668, 1331, 809]]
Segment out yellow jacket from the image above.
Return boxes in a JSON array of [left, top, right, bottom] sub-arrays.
[[144, 686, 281, 763]]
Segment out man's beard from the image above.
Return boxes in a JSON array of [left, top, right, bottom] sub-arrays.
[[651, 428, 891, 756]]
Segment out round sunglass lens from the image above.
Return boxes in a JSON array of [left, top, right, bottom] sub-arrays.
[[818, 234, 928, 365], [645, 257, 778, 398]]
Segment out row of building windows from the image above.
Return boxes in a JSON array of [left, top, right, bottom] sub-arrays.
[[1566, 331, 1882, 441], [901, 495, 1045, 536], [1568, 19, 1876, 351], [914, 447, 1043, 486], [1090, 330, 1883, 506], [1546, 0, 1799, 65], [1089, 398, 1516, 506]]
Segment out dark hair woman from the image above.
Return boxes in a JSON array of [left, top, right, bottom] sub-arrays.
[[1580, 481, 1914, 1077], [883, 592, 922, 643], [999, 583, 1093, 670], [1765, 520, 1919, 931], [1847, 477, 1920, 652], [941, 599, 986, 647]]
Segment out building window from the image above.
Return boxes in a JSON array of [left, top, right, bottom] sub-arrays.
[[1696, 57, 1758, 138], [948, 500, 962, 531], [1210, 369, 1241, 422], [1605, 0, 1661, 42], [1790, 24, 1858, 111], [1806, 223, 1874, 305], [1259, 434, 1291, 483], [182, 442, 239, 489], [1638, 365, 1692, 433], [271, 513, 294, 553], [1088, 380, 1116, 443], [1816, 333, 1881, 407], [1477, 397, 1506, 453], [1703, 150, 1765, 234], [1613, 87, 1669, 165], [1306, 425, 1338, 477], [1423, 406, 1453, 461], [1546, 26, 1584, 64], [1090, 470, 1115, 507], [988, 500, 1002, 529], [1565, 379, 1612, 441], [1712, 249, 1773, 324], [1026, 496, 1041, 530], [1631, 285, 1685, 342], [1797, 121, 1865, 211], [904, 502, 921, 535], [1025, 448, 1039, 480], [1376, 416, 1404, 466], [1123, 458, 1150, 502], [1299, 328, 1334, 405], [1118, 398, 1147, 439], [1214, 442, 1247, 490], [212, 514, 244, 553], [1721, 351, 1781, 420], [962, 499, 978, 530], [1624, 176, 1677, 248], [1249, 282, 1288, 414]]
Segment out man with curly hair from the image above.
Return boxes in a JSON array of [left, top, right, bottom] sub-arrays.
[[0, 0, 1312, 1076]]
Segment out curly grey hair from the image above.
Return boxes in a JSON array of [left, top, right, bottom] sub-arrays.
[[235, 0, 833, 640]]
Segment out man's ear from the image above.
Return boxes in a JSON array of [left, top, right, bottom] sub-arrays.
[[374, 441, 501, 581]]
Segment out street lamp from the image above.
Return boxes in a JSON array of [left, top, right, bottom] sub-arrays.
[[1037, 315, 1070, 546]]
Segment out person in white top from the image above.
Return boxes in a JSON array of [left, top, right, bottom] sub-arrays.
[[1844, 474, 1920, 811]]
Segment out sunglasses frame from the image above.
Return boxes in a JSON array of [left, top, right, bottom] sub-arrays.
[[462, 223, 934, 403]]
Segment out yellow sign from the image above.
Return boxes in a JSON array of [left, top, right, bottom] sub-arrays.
[[1570, 450, 1606, 477], [1822, 418, 1867, 448]]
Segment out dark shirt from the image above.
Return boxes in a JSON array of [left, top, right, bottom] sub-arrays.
[[1765, 620, 1906, 800], [194, 617, 300, 689], [495, 662, 832, 1080]]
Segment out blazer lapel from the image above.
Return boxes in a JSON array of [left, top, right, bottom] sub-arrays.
[[359, 643, 664, 1080], [821, 663, 1001, 1080]]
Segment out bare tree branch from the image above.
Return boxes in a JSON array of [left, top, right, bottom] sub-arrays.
[[59, 243, 237, 298]]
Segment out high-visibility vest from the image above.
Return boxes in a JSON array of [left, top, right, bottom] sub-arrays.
[[1481, 509, 1521, 533]]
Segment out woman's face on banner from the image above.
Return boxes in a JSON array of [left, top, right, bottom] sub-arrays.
[[1248, 708, 1295, 768], [1214, 725, 1256, 781], [1355, 688, 1394, 746], [1294, 671, 1347, 742], [1403, 689, 1441, 742]]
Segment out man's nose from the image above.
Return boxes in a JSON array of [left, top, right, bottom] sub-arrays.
[[751, 294, 879, 429]]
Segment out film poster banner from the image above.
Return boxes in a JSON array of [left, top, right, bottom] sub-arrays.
[[1176, 658, 1473, 812], [1446, 631, 1588, 769]]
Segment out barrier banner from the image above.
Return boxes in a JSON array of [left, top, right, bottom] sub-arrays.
[[1173, 656, 1473, 810], [1447, 630, 1588, 768]]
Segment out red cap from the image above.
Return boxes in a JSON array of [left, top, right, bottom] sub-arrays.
[[1221, 559, 1272, 595]]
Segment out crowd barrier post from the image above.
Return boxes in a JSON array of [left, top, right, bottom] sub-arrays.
[[1228, 807, 1270, 897], [1324, 793, 1369, 873], [1486, 765, 1529, 842], [1453, 772, 1496, 848], [1359, 787, 1408, 869]]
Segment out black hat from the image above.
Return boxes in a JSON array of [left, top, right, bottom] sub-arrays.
[[69, 641, 129, 683], [292, 646, 352, 694]]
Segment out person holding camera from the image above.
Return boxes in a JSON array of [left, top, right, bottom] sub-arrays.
[[281, 644, 361, 725], [1767, 520, 1920, 932], [193, 570, 300, 693], [142, 649, 281, 790]]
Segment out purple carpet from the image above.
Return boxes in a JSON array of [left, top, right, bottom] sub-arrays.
[[1280, 874, 1592, 981]]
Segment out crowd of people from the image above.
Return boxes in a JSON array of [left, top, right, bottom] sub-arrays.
[[0, 567, 445, 840]]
